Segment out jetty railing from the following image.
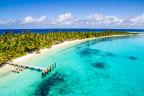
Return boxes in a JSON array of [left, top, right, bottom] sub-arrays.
[[7, 62, 56, 75]]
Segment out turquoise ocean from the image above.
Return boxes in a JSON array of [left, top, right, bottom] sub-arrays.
[[0, 35, 144, 96]]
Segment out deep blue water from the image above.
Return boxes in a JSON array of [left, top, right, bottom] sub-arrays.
[[0, 29, 144, 35]]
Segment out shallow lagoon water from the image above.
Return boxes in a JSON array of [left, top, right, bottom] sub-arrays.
[[0, 35, 144, 96]]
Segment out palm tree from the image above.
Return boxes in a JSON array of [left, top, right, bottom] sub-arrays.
[[0, 30, 136, 65]]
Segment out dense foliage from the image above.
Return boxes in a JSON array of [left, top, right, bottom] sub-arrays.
[[0, 31, 137, 64]]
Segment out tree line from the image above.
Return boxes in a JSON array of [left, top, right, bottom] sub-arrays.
[[0, 30, 137, 65]]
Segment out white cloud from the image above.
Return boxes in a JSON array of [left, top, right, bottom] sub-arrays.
[[0, 19, 16, 25], [48, 13, 78, 25], [21, 16, 46, 24], [0, 13, 144, 29], [129, 14, 144, 25], [86, 14, 124, 25], [58, 13, 73, 22]]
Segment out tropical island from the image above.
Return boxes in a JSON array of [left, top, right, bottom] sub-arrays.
[[1, 0, 144, 95], [0, 30, 138, 65]]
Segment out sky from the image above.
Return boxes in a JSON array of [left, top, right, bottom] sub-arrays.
[[0, 0, 144, 29]]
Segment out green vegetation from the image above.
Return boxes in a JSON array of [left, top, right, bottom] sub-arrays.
[[0, 31, 137, 65]]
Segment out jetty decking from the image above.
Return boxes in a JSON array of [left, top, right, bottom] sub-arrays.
[[7, 62, 56, 75]]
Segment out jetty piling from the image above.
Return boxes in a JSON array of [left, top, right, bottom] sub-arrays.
[[7, 62, 56, 76], [55, 62, 56, 68], [50, 65, 52, 72]]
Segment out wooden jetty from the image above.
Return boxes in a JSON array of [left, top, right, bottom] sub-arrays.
[[7, 62, 56, 76]]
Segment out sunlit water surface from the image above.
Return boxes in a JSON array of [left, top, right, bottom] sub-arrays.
[[0, 35, 144, 96]]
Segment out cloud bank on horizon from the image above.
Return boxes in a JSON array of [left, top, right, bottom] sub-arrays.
[[0, 13, 144, 29]]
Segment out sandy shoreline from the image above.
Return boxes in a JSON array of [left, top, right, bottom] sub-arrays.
[[12, 35, 132, 63], [0, 34, 136, 74]]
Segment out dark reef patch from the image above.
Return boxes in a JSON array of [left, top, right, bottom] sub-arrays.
[[128, 56, 138, 60], [101, 52, 116, 57], [106, 52, 116, 57], [92, 62, 106, 69], [81, 48, 101, 56], [34, 72, 67, 96]]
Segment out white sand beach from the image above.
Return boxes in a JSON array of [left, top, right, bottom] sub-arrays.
[[0, 34, 135, 74], [12, 35, 131, 63]]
